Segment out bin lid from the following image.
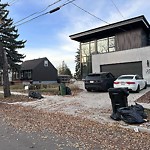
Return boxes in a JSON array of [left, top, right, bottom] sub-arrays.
[[108, 88, 129, 96]]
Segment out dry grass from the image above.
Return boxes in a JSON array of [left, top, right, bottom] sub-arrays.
[[0, 82, 82, 96], [0, 94, 34, 103]]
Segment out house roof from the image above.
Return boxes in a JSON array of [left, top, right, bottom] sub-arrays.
[[69, 15, 150, 42], [21, 57, 47, 70]]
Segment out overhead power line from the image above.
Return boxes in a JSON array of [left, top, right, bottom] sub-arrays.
[[110, 0, 124, 19], [14, 0, 62, 25], [9, 0, 20, 6], [8, 0, 16, 4], [15, 0, 76, 27], [71, 2, 126, 32], [72, 3, 110, 25]]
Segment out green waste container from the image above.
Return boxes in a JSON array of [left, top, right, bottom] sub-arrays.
[[59, 83, 66, 96]]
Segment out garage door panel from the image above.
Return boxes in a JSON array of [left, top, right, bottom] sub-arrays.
[[100, 62, 142, 78]]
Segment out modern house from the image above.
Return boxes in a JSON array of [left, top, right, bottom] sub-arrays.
[[20, 57, 58, 84], [70, 15, 150, 85]]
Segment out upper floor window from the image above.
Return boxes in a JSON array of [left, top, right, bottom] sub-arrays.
[[97, 38, 108, 53], [44, 60, 48, 67], [109, 36, 115, 52], [97, 36, 115, 53], [81, 41, 97, 57]]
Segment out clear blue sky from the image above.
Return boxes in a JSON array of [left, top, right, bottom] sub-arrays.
[[2, 0, 150, 74]]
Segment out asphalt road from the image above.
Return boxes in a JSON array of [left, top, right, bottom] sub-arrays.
[[0, 119, 78, 150]]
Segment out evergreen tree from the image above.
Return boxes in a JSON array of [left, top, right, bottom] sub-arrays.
[[74, 49, 81, 79], [0, 2, 26, 97], [58, 61, 72, 77]]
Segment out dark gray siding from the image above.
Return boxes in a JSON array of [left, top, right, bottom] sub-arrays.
[[100, 61, 142, 78], [141, 29, 149, 47], [115, 28, 142, 51], [32, 59, 57, 81]]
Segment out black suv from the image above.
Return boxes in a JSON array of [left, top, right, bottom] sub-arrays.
[[84, 72, 115, 92]]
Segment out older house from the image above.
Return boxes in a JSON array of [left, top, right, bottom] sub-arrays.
[[70, 15, 150, 85], [20, 57, 58, 84]]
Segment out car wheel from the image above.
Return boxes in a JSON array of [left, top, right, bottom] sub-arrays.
[[87, 89, 92, 92], [103, 84, 109, 92], [144, 82, 147, 89], [136, 85, 140, 93]]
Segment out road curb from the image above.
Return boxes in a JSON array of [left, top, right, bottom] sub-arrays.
[[120, 123, 150, 134]]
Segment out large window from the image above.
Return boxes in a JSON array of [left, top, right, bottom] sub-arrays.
[[81, 41, 96, 57], [97, 38, 108, 53], [80, 37, 115, 78], [97, 36, 115, 53], [81, 42, 90, 56], [90, 41, 96, 54], [81, 42, 95, 78], [82, 56, 87, 63], [109, 36, 115, 52]]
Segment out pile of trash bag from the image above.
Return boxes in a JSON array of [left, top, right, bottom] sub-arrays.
[[114, 103, 148, 124], [66, 86, 72, 95], [28, 91, 44, 99]]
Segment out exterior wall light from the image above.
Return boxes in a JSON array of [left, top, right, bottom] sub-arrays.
[[147, 60, 149, 67]]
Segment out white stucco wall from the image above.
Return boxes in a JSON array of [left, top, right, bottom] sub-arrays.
[[92, 46, 150, 84]]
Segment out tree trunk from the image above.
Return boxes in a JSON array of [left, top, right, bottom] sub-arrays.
[[2, 48, 11, 97]]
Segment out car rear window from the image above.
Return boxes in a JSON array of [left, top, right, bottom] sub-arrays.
[[86, 74, 106, 80], [118, 76, 134, 79]]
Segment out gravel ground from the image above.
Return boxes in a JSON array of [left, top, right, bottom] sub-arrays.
[[0, 82, 150, 149], [17, 82, 150, 123]]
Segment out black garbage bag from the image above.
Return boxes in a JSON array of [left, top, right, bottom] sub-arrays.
[[28, 91, 44, 99], [66, 86, 72, 95], [117, 103, 147, 124], [130, 103, 147, 119]]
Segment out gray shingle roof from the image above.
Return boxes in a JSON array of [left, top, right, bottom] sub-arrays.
[[21, 57, 47, 70]]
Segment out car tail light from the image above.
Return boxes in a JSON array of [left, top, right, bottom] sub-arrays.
[[114, 81, 119, 84], [126, 82, 135, 84]]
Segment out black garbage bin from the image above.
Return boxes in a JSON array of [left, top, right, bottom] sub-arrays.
[[108, 88, 129, 120]]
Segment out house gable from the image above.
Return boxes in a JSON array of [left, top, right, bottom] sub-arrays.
[[32, 58, 57, 81], [21, 57, 58, 82]]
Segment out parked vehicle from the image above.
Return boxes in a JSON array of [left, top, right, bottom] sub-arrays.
[[114, 74, 147, 93], [84, 72, 115, 92]]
